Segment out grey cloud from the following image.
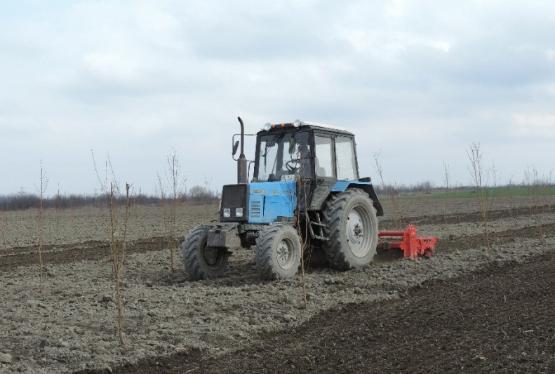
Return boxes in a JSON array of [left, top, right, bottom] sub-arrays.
[[0, 0, 554, 194]]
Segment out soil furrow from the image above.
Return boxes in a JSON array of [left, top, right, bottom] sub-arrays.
[[380, 203, 555, 227], [0, 237, 167, 270], [1, 219, 554, 272], [438, 222, 552, 252]]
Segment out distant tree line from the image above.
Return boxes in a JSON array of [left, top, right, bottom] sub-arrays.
[[375, 181, 435, 194], [0, 185, 219, 212], [374, 179, 554, 195]]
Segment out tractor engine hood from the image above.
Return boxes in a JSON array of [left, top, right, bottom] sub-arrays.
[[219, 181, 297, 224]]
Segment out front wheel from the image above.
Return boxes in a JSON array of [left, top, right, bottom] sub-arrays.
[[321, 188, 379, 271], [255, 224, 302, 280], [181, 225, 229, 280]]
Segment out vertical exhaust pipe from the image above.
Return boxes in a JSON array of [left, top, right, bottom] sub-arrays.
[[237, 117, 248, 184]]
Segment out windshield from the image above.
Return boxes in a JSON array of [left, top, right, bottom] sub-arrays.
[[256, 131, 311, 181]]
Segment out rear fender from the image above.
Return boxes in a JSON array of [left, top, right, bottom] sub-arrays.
[[331, 181, 384, 216]]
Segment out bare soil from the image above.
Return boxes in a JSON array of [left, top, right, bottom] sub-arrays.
[[104, 249, 555, 374], [1, 197, 555, 373], [2, 195, 553, 249], [0, 203, 219, 250]]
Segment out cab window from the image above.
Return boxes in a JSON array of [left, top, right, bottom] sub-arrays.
[[315, 136, 334, 177], [257, 132, 311, 181], [336, 137, 357, 180]]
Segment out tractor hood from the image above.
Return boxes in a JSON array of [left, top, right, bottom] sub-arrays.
[[219, 181, 297, 224], [247, 181, 297, 224]]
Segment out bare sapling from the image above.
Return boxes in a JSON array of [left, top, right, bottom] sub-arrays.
[[157, 173, 169, 254], [55, 183, 61, 233], [295, 153, 310, 308], [91, 149, 112, 258], [295, 184, 309, 309], [0, 215, 7, 250], [37, 163, 48, 276], [168, 152, 180, 272], [442, 161, 450, 221], [489, 162, 498, 212], [524, 166, 548, 244], [92, 150, 131, 345], [467, 143, 490, 248], [540, 170, 554, 243], [91, 149, 108, 193], [164, 151, 187, 272], [373, 153, 402, 228], [109, 182, 132, 346], [443, 161, 450, 191]]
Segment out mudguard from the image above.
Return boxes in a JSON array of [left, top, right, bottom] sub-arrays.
[[330, 180, 384, 216]]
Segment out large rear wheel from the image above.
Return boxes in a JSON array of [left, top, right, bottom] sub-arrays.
[[321, 188, 378, 271], [255, 224, 302, 280], [181, 225, 229, 280]]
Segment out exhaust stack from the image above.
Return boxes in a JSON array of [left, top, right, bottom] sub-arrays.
[[237, 116, 248, 184]]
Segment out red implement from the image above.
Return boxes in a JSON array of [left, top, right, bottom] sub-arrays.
[[378, 225, 438, 259]]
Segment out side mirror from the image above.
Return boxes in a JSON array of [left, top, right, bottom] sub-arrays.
[[232, 140, 240, 156]]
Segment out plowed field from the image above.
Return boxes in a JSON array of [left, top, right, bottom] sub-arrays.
[[1, 195, 554, 373]]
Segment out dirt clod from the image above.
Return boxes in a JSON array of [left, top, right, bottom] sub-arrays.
[[0, 353, 13, 364]]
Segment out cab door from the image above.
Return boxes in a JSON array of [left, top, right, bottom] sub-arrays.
[[334, 136, 359, 181]]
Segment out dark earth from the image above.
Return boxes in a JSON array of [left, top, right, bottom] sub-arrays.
[[79, 249, 555, 374]]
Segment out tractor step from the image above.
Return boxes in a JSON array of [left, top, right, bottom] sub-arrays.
[[378, 225, 438, 259], [311, 234, 328, 241], [311, 222, 326, 227], [307, 212, 328, 241]]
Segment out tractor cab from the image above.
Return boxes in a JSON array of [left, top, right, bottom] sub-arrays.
[[252, 121, 359, 184]]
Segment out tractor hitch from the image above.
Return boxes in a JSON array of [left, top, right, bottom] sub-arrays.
[[378, 225, 438, 259]]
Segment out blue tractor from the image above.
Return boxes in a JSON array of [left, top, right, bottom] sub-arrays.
[[181, 118, 384, 280]]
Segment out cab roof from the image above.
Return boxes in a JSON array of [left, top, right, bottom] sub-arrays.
[[261, 120, 354, 136]]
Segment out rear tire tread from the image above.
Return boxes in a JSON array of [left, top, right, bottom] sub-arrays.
[[321, 188, 378, 271]]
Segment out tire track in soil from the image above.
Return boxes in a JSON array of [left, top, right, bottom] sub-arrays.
[[0, 237, 167, 270], [1, 205, 554, 271], [438, 222, 553, 252], [75, 250, 555, 374], [380, 203, 555, 227]]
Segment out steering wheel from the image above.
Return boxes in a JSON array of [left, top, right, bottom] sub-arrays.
[[286, 158, 301, 172]]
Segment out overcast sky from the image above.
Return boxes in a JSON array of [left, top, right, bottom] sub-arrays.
[[1, 0, 554, 195]]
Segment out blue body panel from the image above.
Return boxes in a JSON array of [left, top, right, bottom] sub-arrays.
[[248, 181, 297, 224], [332, 180, 372, 192]]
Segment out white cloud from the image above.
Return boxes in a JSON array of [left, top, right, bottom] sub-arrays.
[[385, 0, 409, 18], [0, 1, 555, 193], [512, 113, 555, 138], [83, 53, 145, 82]]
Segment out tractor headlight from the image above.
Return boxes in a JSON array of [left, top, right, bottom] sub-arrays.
[[223, 208, 231, 218], [236, 208, 243, 217]]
